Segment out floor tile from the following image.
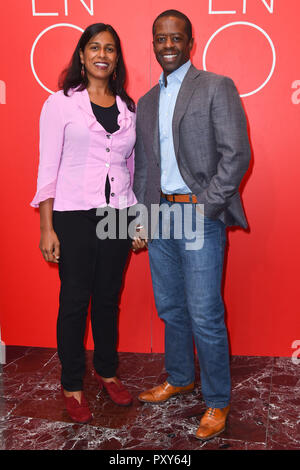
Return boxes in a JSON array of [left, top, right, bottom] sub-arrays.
[[0, 348, 298, 451]]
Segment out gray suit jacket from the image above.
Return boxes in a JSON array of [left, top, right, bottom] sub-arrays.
[[133, 64, 251, 236]]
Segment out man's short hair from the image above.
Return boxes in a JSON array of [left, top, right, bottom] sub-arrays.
[[152, 9, 193, 41]]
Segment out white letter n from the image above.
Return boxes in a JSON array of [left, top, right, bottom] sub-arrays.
[[261, 0, 274, 14], [80, 0, 94, 15]]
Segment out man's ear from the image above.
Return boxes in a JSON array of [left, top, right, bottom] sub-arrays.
[[189, 37, 194, 51]]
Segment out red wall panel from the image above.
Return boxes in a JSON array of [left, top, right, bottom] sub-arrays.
[[1, 1, 299, 357]]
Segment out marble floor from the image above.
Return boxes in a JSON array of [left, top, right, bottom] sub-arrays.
[[0, 346, 299, 451]]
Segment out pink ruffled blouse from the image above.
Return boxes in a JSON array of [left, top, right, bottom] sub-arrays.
[[30, 88, 137, 210]]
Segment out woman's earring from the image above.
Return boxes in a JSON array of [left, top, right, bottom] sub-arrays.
[[81, 64, 85, 78]]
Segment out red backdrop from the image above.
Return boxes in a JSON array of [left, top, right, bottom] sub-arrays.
[[1, 0, 299, 357]]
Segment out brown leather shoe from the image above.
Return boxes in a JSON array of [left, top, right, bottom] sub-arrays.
[[195, 405, 230, 440], [138, 381, 194, 403]]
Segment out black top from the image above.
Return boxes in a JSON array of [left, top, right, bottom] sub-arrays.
[[91, 101, 120, 204], [91, 101, 120, 134]]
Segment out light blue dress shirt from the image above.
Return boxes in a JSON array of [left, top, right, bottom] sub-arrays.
[[159, 59, 192, 194]]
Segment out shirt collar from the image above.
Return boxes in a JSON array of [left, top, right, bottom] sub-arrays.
[[74, 89, 134, 131], [159, 60, 191, 88]]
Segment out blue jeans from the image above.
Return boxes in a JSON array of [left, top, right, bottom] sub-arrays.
[[148, 199, 230, 408]]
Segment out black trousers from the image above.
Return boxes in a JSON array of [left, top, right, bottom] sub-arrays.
[[53, 208, 132, 391]]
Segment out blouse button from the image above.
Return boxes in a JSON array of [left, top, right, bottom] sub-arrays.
[[106, 148, 110, 152], [111, 177, 114, 181], [111, 193, 115, 197], [106, 135, 111, 139]]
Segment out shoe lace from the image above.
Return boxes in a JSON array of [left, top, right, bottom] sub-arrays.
[[207, 407, 217, 418]]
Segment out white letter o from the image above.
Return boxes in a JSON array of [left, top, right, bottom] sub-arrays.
[[30, 23, 84, 94], [202, 22, 276, 98]]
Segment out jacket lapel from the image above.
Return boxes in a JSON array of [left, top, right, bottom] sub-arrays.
[[143, 65, 201, 164], [145, 84, 160, 164], [172, 65, 201, 157]]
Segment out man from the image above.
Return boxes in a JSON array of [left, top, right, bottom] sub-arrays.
[[132, 10, 251, 440]]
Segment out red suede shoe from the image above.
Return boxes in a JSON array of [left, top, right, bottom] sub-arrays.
[[95, 373, 133, 406], [61, 386, 92, 423]]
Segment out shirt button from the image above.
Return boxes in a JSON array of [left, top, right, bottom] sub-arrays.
[[111, 177, 114, 181], [106, 134, 111, 139], [105, 163, 110, 168], [106, 148, 110, 152], [111, 193, 115, 197]]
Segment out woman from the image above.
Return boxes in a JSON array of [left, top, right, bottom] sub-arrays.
[[31, 23, 137, 423]]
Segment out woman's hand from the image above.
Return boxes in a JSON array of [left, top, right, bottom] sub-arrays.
[[132, 237, 148, 252], [132, 226, 148, 252], [39, 228, 60, 263], [38, 198, 59, 263]]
